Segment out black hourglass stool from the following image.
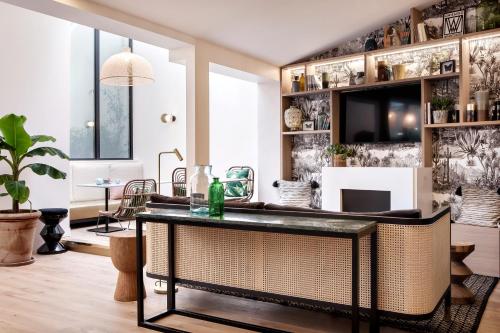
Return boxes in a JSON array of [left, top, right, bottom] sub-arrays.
[[37, 208, 68, 255]]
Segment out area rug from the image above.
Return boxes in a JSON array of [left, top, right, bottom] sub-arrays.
[[382, 274, 498, 333]]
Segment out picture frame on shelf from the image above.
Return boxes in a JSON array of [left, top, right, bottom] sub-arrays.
[[302, 121, 314, 131], [384, 25, 402, 47], [443, 9, 465, 37], [440, 60, 456, 74]]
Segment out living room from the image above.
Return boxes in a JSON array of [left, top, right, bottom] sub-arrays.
[[0, 0, 498, 333]]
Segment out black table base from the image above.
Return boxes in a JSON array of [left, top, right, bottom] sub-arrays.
[[136, 216, 379, 333]]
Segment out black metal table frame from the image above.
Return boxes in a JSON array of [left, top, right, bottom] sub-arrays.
[[136, 216, 379, 333], [87, 187, 124, 233]]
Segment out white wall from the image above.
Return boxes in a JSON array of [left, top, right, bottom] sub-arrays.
[[209, 72, 258, 199], [133, 41, 186, 195], [0, 2, 72, 243], [257, 81, 281, 204]]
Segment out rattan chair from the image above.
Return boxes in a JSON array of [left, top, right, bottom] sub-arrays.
[[171, 167, 187, 197], [225, 166, 254, 202], [96, 179, 156, 233]]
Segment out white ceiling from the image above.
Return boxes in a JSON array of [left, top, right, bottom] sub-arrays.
[[89, 0, 435, 66]]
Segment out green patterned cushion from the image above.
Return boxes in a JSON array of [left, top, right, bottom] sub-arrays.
[[224, 169, 249, 198]]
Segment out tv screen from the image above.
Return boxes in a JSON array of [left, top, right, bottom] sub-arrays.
[[340, 84, 421, 144]]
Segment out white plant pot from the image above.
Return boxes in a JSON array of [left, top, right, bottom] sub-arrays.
[[433, 110, 448, 124]]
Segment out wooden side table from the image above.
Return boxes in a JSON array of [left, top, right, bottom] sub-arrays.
[[110, 231, 146, 302], [451, 242, 475, 305]]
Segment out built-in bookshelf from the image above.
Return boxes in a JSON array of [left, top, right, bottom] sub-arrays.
[[280, 22, 500, 180]]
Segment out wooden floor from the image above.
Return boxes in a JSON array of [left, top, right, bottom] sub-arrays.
[[0, 251, 498, 333]]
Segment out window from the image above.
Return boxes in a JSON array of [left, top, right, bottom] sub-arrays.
[[70, 28, 133, 160]]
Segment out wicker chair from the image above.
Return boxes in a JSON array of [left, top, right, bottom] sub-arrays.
[[225, 166, 254, 202], [171, 167, 187, 197], [96, 179, 156, 233]]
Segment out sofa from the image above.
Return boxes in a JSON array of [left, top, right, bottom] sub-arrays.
[[144, 196, 451, 319], [69, 161, 143, 221]]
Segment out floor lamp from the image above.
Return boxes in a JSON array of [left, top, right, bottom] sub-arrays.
[[155, 148, 183, 295], [157, 148, 184, 195]]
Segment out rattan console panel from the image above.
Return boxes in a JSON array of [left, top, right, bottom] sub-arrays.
[[146, 212, 450, 316]]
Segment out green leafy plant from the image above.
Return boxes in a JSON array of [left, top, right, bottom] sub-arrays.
[[431, 96, 454, 111], [0, 114, 68, 213], [325, 144, 356, 160]]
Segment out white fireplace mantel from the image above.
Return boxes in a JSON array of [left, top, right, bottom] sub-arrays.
[[321, 167, 432, 216]]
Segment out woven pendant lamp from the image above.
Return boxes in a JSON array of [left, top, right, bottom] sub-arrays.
[[100, 47, 154, 86]]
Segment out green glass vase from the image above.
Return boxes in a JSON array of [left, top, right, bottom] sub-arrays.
[[208, 177, 224, 217]]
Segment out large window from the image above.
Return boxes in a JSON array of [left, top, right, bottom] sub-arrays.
[[70, 27, 132, 160]]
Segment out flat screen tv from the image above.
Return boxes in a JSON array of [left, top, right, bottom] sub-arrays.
[[340, 84, 421, 144]]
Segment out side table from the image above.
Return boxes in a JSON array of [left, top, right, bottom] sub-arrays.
[[37, 208, 68, 255], [451, 242, 475, 305]]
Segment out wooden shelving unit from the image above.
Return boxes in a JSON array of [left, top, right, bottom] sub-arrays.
[[282, 130, 331, 135], [280, 21, 500, 180]]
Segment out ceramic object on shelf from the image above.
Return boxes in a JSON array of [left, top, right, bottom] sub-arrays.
[[321, 72, 329, 89], [474, 90, 489, 121], [284, 106, 302, 131], [355, 72, 365, 85], [377, 60, 390, 81], [189, 165, 214, 216], [392, 64, 406, 80], [433, 110, 449, 124]]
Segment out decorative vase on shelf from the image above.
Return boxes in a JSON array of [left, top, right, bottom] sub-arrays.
[[284, 106, 302, 131], [333, 155, 347, 167], [392, 64, 406, 80], [432, 110, 449, 124], [208, 178, 225, 217], [355, 72, 365, 85], [474, 90, 490, 121], [189, 165, 214, 216]]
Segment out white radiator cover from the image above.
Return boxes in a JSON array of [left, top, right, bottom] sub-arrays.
[[322, 167, 433, 216]]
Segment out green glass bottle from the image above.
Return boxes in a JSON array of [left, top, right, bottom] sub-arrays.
[[208, 177, 224, 217]]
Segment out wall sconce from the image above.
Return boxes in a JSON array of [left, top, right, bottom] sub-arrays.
[[160, 114, 176, 123], [86, 121, 95, 128]]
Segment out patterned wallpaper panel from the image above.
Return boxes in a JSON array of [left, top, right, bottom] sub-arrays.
[[289, 0, 499, 218]]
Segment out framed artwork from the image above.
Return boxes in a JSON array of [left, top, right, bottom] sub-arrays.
[[302, 121, 314, 131], [440, 60, 456, 74], [443, 10, 465, 37]]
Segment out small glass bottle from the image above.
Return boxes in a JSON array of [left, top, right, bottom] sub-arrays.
[[299, 73, 306, 91], [190, 165, 214, 216], [291, 75, 300, 93], [208, 177, 224, 217]]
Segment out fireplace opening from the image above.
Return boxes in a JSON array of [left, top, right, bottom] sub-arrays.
[[341, 189, 391, 212]]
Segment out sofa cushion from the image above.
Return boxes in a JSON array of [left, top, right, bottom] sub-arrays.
[[456, 186, 500, 227], [278, 180, 311, 208], [150, 194, 265, 210], [264, 204, 422, 219], [108, 162, 144, 200], [70, 199, 121, 220], [151, 194, 190, 205], [70, 163, 110, 202], [224, 168, 250, 198]]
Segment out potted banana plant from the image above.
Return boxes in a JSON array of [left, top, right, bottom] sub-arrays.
[[0, 114, 68, 266]]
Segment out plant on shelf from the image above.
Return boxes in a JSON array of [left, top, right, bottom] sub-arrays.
[[325, 144, 356, 167], [0, 114, 68, 266], [431, 96, 454, 124]]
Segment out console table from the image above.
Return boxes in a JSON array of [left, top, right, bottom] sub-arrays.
[[136, 209, 379, 333]]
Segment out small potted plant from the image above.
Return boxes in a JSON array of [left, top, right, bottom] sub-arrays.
[[0, 114, 68, 266], [325, 144, 356, 167], [431, 96, 454, 124]]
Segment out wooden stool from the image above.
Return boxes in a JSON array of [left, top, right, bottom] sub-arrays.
[[109, 230, 146, 302], [451, 242, 475, 305]]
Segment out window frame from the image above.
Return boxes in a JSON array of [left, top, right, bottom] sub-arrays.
[[70, 29, 134, 161]]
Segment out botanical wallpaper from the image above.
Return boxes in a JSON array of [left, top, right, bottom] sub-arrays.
[[432, 126, 499, 219], [289, 0, 499, 213], [291, 134, 330, 209]]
